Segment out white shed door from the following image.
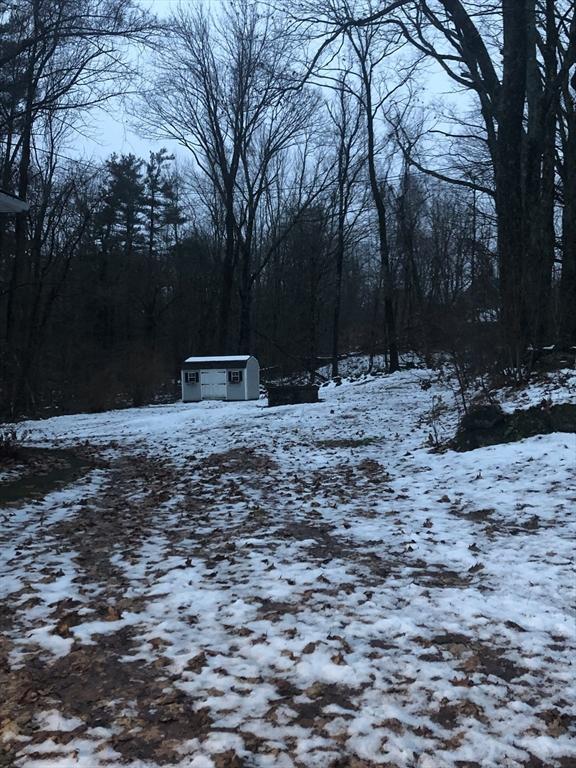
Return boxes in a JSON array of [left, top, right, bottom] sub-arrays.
[[201, 369, 227, 399]]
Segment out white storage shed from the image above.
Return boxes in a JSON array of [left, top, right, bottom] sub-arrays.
[[181, 356, 260, 402]]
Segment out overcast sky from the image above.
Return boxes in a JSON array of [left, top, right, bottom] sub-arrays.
[[69, 0, 464, 167], [67, 0, 178, 163]]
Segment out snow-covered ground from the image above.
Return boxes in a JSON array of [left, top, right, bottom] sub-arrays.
[[1, 370, 575, 768]]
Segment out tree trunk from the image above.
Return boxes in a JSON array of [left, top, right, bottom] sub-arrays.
[[217, 197, 236, 353], [523, 0, 558, 347], [363, 70, 399, 373], [559, 108, 576, 345], [237, 278, 252, 353], [331, 198, 345, 378], [495, 0, 528, 366]]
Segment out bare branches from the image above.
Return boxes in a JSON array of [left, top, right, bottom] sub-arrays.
[[141, 1, 321, 349]]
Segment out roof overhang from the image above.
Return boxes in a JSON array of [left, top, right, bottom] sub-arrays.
[[0, 190, 28, 214], [183, 355, 254, 370]]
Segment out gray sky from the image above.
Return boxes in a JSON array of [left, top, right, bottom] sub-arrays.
[[67, 0, 180, 163], [69, 0, 465, 167]]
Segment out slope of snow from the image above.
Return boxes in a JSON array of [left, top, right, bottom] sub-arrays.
[[2, 370, 575, 768]]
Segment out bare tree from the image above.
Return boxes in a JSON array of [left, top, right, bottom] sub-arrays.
[[142, 1, 319, 352], [297, 0, 574, 364], [367, 1, 573, 361], [326, 72, 366, 377], [343, 17, 421, 373], [0, 0, 154, 414], [557, 5, 576, 345]]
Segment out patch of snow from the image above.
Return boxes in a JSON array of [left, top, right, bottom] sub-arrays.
[[34, 711, 84, 732]]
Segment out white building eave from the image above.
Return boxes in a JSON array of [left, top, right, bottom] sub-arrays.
[[0, 191, 29, 213], [184, 355, 252, 364]]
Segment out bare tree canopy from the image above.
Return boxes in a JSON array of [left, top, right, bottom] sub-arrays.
[[1, 0, 575, 416]]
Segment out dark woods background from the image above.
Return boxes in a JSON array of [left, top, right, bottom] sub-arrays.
[[1, 0, 574, 417]]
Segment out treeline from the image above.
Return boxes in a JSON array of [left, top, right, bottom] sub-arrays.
[[1, 147, 496, 413], [0, 0, 574, 417]]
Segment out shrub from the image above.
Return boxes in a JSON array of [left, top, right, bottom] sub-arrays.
[[0, 425, 29, 459]]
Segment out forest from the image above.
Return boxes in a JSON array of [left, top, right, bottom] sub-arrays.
[[1, 0, 575, 417]]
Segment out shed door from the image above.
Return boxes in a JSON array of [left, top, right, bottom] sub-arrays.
[[200, 369, 227, 399]]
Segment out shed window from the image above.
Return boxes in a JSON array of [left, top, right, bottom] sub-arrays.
[[228, 370, 243, 384], [185, 371, 199, 384]]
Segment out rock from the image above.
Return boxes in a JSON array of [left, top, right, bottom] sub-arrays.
[[453, 404, 507, 450], [504, 406, 552, 441], [549, 403, 576, 433], [460, 404, 505, 431], [453, 402, 576, 451]]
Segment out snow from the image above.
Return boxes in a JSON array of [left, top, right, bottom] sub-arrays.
[[499, 368, 576, 411], [184, 355, 253, 363], [34, 710, 84, 732], [2, 368, 575, 767], [0, 466, 27, 483]]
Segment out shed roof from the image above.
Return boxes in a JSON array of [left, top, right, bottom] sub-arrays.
[[183, 355, 256, 370], [0, 190, 28, 213], [185, 355, 252, 363]]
